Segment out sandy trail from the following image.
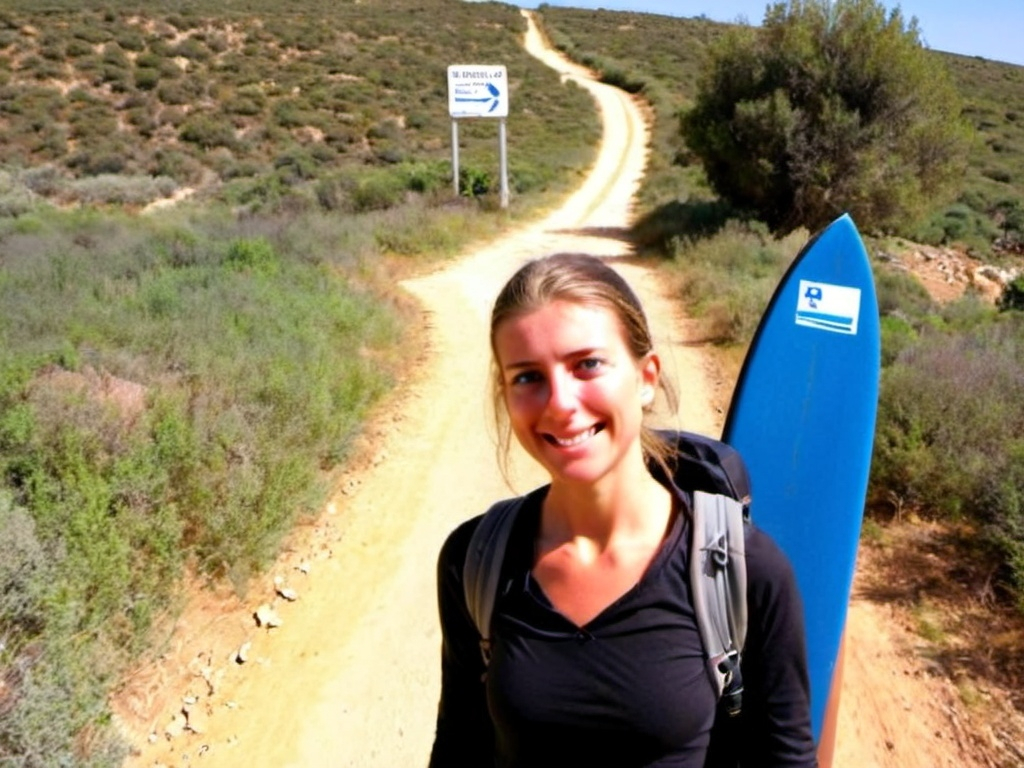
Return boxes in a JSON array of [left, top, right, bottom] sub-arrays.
[[118, 12, 992, 768]]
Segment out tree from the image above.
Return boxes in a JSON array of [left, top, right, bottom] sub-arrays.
[[681, 0, 973, 236]]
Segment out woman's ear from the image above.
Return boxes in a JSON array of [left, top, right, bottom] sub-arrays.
[[640, 352, 660, 406]]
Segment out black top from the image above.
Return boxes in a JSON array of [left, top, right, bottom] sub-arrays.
[[429, 483, 818, 768]]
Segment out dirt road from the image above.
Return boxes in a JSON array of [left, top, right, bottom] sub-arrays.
[[118, 12, 992, 768]]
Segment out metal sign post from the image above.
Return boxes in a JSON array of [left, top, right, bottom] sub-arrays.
[[452, 120, 460, 196], [446, 64, 510, 208], [498, 118, 509, 209]]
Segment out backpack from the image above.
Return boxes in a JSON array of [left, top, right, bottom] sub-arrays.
[[462, 430, 752, 717]]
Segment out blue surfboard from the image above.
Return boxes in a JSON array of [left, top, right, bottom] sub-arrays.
[[722, 214, 880, 761]]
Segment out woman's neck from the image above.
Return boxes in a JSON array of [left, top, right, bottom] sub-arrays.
[[541, 453, 672, 550]]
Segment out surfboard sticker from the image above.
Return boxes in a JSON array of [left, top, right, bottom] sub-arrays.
[[795, 280, 862, 335]]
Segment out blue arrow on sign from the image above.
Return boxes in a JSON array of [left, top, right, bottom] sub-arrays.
[[454, 82, 502, 113]]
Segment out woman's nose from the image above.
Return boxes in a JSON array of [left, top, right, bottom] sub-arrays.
[[545, 368, 578, 413]]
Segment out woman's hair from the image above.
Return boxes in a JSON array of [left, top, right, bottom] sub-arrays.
[[489, 252, 677, 479]]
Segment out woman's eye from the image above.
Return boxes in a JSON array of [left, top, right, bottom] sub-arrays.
[[510, 370, 542, 386], [576, 358, 604, 376]]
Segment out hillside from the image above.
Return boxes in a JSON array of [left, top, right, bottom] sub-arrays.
[[0, 0, 596, 212], [1, 2, 1023, 766]]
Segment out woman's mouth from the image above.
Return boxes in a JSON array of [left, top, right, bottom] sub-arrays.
[[544, 425, 602, 447]]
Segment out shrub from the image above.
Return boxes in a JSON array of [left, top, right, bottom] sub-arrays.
[[458, 165, 493, 197], [351, 170, 407, 212], [66, 148, 126, 177], [224, 236, 280, 276], [157, 80, 198, 106], [0, 491, 52, 646], [1000, 276, 1024, 311], [670, 220, 800, 344], [64, 174, 178, 206], [906, 203, 1000, 253], [599, 65, 646, 94], [65, 38, 94, 58], [871, 319, 1024, 594], [879, 314, 918, 367], [179, 114, 237, 150], [133, 67, 159, 91], [402, 161, 450, 195], [873, 263, 936, 319], [273, 149, 318, 184], [681, 0, 971, 235], [170, 36, 211, 61]]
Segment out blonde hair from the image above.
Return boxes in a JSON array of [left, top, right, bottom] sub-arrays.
[[489, 253, 677, 479]]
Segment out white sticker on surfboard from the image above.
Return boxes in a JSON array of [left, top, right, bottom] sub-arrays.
[[795, 280, 862, 335]]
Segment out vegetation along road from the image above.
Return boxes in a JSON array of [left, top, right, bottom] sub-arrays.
[[113, 12, 1021, 768]]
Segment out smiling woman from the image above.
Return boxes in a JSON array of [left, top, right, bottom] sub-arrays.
[[492, 276, 659, 491], [429, 252, 818, 768]]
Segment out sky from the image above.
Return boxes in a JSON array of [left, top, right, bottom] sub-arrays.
[[509, 1, 1024, 68]]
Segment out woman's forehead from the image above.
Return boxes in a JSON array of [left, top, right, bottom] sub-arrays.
[[494, 300, 630, 355]]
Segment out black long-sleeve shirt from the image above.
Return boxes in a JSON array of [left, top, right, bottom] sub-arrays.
[[430, 483, 818, 768]]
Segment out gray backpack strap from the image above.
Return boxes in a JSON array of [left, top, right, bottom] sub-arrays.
[[690, 490, 748, 716], [463, 497, 525, 666]]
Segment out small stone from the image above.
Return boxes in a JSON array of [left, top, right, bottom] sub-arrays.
[[277, 586, 298, 601], [254, 604, 282, 628], [297, 561, 311, 574], [235, 641, 251, 664], [164, 712, 187, 740], [185, 708, 208, 735]]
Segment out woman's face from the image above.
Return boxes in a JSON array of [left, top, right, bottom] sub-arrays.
[[493, 300, 658, 487]]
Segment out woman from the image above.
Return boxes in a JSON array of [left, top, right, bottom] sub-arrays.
[[430, 253, 817, 767]]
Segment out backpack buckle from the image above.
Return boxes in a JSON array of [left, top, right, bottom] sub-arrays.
[[717, 650, 744, 717]]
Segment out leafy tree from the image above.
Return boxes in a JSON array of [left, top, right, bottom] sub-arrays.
[[681, 0, 973, 235]]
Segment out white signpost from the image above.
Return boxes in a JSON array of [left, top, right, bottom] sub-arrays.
[[446, 64, 510, 208]]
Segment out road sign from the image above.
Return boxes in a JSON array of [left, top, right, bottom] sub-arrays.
[[447, 65, 508, 118]]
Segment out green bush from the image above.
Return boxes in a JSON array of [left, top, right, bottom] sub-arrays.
[[156, 79, 198, 105], [352, 170, 407, 212], [458, 165, 493, 197], [680, 0, 971, 235], [224, 236, 280, 276], [133, 66, 159, 90], [879, 314, 919, 367], [874, 262, 935, 313], [0, 490, 52, 646], [1000, 275, 1024, 311], [599, 65, 645, 94], [907, 203, 1000, 252], [65, 174, 178, 206], [0, 208, 411, 760], [170, 36, 211, 61], [669, 220, 800, 344], [870, 318, 1024, 595], [179, 114, 237, 149]]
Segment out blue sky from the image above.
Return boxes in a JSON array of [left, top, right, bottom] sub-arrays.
[[510, 1, 1024, 67]]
